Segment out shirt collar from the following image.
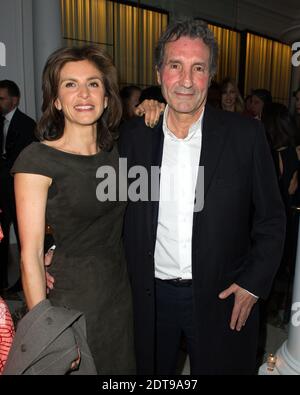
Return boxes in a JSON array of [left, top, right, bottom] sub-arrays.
[[4, 107, 17, 123], [162, 104, 204, 141]]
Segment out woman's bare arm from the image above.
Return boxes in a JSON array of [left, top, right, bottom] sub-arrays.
[[14, 173, 52, 310]]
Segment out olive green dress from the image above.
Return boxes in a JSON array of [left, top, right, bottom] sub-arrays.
[[12, 142, 136, 374]]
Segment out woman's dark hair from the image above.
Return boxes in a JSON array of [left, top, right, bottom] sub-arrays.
[[37, 45, 122, 151], [262, 102, 296, 149], [155, 18, 218, 78]]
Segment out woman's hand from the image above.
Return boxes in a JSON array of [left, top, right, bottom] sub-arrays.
[[45, 246, 55, 293], [135, 99, 165, 128]]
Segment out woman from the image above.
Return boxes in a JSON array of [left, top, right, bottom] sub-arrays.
[[220, 77, 244, 113], [12, 46, 136, 374]]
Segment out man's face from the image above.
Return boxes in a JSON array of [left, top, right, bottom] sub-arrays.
[[0, 88, 17, 115], [157, 36, 211, 119]]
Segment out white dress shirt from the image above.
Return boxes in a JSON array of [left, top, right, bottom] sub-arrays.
[[154, 106, 203, 280], [2, 107, 17, 154], [154, 106, 258, 298]]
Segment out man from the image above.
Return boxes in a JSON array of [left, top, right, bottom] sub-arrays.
[[0, 80, 36, 291], [119, 19, 285, 374]]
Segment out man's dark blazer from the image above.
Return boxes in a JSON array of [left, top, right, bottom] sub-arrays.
[[0, 107, 36, 214], [0, 108, 36, 288], [119, 104, 286, 375], [2, 108, 36, 171]]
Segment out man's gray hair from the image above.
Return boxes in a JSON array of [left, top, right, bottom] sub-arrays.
[[155, 18, 218, 77]]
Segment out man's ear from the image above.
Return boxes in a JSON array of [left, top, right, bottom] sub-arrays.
[[156, 67, 161, 86], [12, 96, 19, 109], [54, 98, 62, 111]]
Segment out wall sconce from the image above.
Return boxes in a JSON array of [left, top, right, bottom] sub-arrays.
[[267, 354, 277, 371]]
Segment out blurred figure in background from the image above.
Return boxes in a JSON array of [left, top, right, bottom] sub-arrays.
[[120, 85, 141, 121], [250, 88, 272, 120], [294, 87, 300, 124], [262, 102, 299, 326], [220, 77, 244, 113], [0, 296, 15, 374], [0, 80, 36, 293], [245, 95, 252, 111], [293, 88, 300, 153], [207, 80, 221, 109], [139, 85, 166, 104], [243, 94, 253, 117]]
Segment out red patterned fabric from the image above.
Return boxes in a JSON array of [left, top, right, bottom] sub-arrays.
[[0, 297, 15, 374]]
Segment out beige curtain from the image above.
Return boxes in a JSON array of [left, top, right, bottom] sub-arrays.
[[109, 1, 168, 87], [61, 0, 168, 87], [245, 33, 292, 105], [61, 0, 113, 55], [208, 24, 241, 82]]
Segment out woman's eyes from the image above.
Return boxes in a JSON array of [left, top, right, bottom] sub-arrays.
[[89, 81, 100, 87], [65, 82, 76, 88], [64, 81, 100, 88]]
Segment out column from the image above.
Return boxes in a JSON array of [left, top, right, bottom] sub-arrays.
[[259, 210, 300, 375], [32, 0, 62, 118]]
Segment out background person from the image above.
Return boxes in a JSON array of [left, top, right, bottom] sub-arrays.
[[220, 77, 244, 113], [0, 80, 36, 293]]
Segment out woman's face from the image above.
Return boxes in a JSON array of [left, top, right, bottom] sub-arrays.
[[221, 82, 237, 111], [55, 60, 108, 129], [295, 91, 300, 115], [251, 95, 264, 118]]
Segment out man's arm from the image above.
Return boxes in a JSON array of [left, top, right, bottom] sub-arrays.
[[219, 121, 286, 331], [235, 122, 286, 298]]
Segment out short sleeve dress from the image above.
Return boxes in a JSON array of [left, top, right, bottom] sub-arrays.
[[12, 142, 135, 374]]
